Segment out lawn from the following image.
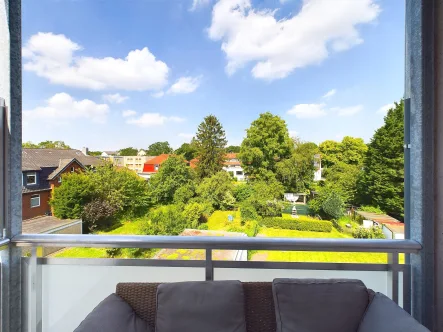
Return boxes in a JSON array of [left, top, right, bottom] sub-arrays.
[[251, 227, 399, 264], [207, 210, 240, 230]]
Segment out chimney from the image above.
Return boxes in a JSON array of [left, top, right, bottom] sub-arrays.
[[82, 147, 89, 156]]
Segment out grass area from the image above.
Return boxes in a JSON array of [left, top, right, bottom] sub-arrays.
[[207, 210, 240, 230], [251, 228, 402, 264]]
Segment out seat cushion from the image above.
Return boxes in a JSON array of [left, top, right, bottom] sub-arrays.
[[272, 278, 370, 332], [155, 280, 247, 332], [74, 293, 151, 332], [358, 293, 430, 332]]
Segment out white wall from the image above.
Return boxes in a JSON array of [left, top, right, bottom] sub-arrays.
[[223, 165, 246, 181]]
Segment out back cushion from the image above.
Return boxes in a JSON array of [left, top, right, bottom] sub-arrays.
[[273, 278, 370, 332], [156, 280, 247, 332]]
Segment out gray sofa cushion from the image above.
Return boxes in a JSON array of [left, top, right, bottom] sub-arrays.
[[273, 278, 370, 332], [156, 280, 247, 332], [74, 293, 151, 332], [358, 293, 430, 332]]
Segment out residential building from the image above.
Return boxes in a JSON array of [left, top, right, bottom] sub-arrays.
[[21, 149, 101, 220], [223, 153, 246, 181], [123, 155, 155, 173], [314, 153, 323, 181], [140, 154, 172, 179], [101, 151, 119, 157]]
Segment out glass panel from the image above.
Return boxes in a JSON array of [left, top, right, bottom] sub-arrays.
[[30, 195, 40, 208], [26, 173, 36, 185]]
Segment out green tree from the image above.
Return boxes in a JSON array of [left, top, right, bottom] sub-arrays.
[[175, 140, 198, 161], [142, 205, 189, 236], [319, 140, 341, 168], [88, 151, 102, 156], [322, 162, 362, 205], [118, 147, 138, 156], [240, 112, 294, 179], [195, 115, 227, 178], [23, 140, 71, 149], [319, 137, 367, 168], [147, 141, 173, 156], [357, 101, 404, 220], [196, 171, 234, 210], [276, 141, 319, 192], [150, 155, 195, 204], [322, 191, 345, 220], [226, 145, 241, 153]]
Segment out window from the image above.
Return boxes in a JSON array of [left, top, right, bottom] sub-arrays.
[[236, 171, 243, 175], [71, 167, 75, 173], [155, 164, 159, 171], [30, 194, 40, 208], [26, 172, 37, 185], [58, 176, 62, 183]]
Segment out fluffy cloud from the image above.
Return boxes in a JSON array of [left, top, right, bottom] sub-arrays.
[[167, 76, 202, 95], [103, 93, 129, 104], [336, 105, 363, 116], [208, 0, 380, 79], [152, 91, 165, 98], [24, 93, 109, 124], [122, 110, 137, 118], [377, 103, 395, 114], [322, 89, 337, 99], [23, 32, 169, 91], [287, 103, 327, 119], [126, 113, 185, 127], [190, 0, 211, 11]]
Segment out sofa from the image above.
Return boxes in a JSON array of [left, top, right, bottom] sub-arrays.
[[74, 279, 429, 332]]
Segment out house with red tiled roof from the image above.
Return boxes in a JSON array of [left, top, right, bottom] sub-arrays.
[[223, 153, 246, 181], [139, 154, 193, 180]]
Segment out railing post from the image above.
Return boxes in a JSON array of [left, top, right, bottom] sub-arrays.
[[387, 252, 399, 304], [205, 249, 213, 281], [29, 248, 42, 332]]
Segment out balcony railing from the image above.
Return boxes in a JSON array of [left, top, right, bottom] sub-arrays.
[[6, 234, 422, 332]]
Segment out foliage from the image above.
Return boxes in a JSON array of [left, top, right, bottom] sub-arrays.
[[175, 140, 198, 161], [352, 226, 385, 239], [196, 171, 235, 210], [22, 140, 71, 149], [321, 162, 362, 205], [240, 203, 259, 223], [88, 151, 102, 156], [150, 155, 194, 205], [147, 141, 173, 156], [260, 217, 333, 232], [118, 147, 138, 156], [198, 223, 209, 230], [357, 101, 404, 220], [319, 136, 367, 168], [240, 112, 294, 178], [82, 198, 118, 232], [195, 115, 227, 178], [276, 141, 318, 192], [358, 205, 385, 214], [173, 182, 196, 205], [141, 205, 189, 236], [226, 145, 241, 153], [251, 177, 284, 201], [233, 183, 254, 202], [322, 191, 344, 220], [182, 202, 206, 228], [51, 172, 95, 219], [248, 198, 283, 218]]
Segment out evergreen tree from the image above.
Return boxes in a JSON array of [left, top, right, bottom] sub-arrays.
[[195, 115, 227, 178], [357, 101, 404, 220]]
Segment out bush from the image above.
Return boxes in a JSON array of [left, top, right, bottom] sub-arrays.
[[233, 183, 253, 202], [196, 171, 235, 210], [322, 192, 344, 220], [198, 223, 209, 230], [352, 226, 385, 239], [248, 197, 283, 218], [182, 202, 206, 228], [173, 183, 196, 205], [240, 203, 258, 223], [82, 198, 118, 232], [358, 205, 385, 214], [260, 217, 332, 232], [141, 205, 189, 236]]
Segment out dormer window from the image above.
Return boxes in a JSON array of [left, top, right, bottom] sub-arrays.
[[26, 172, 37, 185]]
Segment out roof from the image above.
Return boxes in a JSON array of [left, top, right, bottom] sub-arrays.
[[226, 153, 238, 159], [22, 149, 101, 171], [154, 229, 246, 260], [355, 211, 402, 224], [382, 221, 405, 234], [47, 158, 85, 180], [103, 151, 118, 156], [143, 154, 171, 165], [22, 216, 81, 233]]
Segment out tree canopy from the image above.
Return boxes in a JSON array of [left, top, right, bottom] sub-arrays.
[[175, 140, 198, 161], [357, 101, 404, 220], [22, 140, 71, 149], [118, 147, 138, 156], [195, 115, 227, 178], [147, 141, 173, 156], [240, 112, 294, 179], [319, 136, 367, 168], [226, 145, 241, 153]]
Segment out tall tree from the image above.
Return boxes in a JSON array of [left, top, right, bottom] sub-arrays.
[[147, 141, 173, 156], [175, 140, 198, 161], [118, 147, 138, 156], [319, 136, 367, 168], [226, 145, 241, 153], [357, 101, 404, 220], [240, 112, 294, 179], [195, 115, 227, 178], [23, 140, 71, 149]]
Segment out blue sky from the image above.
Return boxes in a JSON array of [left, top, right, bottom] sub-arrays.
[[22, 0, 405, 151]]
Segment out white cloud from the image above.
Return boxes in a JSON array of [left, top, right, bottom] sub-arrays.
[[322, 89, 337, 99], [126, 113, 185, 127], [208, 0, 380, 80], [122, 110, 137, 118], [377, 103, 395, 114], [23, 32, 169, 91], [287, 103, 327, 119], [103, 93, 129, 104], [167, 76, 202, 95], [152, 91, 165, 98], [24, 93, 109, 124], [178, 133, 195, 139], [190, 0, 211, 11], [336, 105, 363, 116]]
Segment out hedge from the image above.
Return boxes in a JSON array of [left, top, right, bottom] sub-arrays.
[[259, 217, 332, 233]]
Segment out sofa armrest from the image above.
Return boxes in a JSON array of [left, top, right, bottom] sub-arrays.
[[358, 293, 429, 332]]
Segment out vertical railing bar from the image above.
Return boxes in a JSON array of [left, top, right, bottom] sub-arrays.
[[205, 249, 213, 281], [388, 252, 399, 304], [403, 264, 412, 314], [29, 247, 42, 332]]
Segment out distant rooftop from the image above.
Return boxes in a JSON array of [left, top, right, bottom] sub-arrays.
[[22, 149, 101, 171]]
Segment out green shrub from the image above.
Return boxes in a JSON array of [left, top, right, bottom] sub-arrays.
[[141, 205, 189, 236], [197, 223, 209, 230], [322, 192, 344, 220], [352, 226, 385, 239], [82, 198, 118, 232], [173, 183, 196, 204], [358, 205, 385, 214], [331, 219, 343, 232], [182, 202, 206, 228], [260, 217, 332, 232], [233, 183, 253, 202], [240, 203, 258, 223]]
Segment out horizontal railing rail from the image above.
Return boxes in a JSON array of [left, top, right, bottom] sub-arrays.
[[0, 237, 9, 249], [12, 234, 422, 253]]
